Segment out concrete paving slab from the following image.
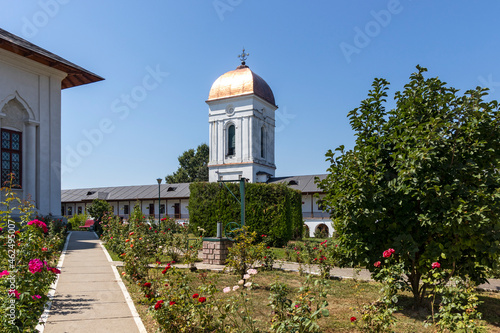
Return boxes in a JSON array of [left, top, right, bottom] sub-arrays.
[[48, 300, 133, 320], [52, 280, 124, 293], [57, 266, 114, 274], [50, 290, 131, 303], [59, 259, 110, 267], [43, 317, 140, 333], [57, 273, 121, 283]]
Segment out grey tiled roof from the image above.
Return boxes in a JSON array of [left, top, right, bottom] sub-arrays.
[[61, 183, 191, 203], [267, 174, 326, 193], [61, 174, 326, 203]]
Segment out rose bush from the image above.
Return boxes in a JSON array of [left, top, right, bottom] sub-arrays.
[[0, 182, 65, 332]]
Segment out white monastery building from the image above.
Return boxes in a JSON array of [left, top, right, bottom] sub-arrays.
[[0, 28, 102, 217], [61, 52, 333, 237]]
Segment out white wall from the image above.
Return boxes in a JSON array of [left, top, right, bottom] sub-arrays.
[[304, 220, 335, 238], [0, 48, 65, 217], [207, 95, 277, 183], [62, 198, 191, 220]]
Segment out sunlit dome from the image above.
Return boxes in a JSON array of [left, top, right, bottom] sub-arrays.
[[207, 63, 276, 106]]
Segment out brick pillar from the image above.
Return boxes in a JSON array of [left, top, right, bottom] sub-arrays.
[[202, 238, 233, 265]]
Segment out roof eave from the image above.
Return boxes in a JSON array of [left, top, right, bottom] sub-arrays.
[[0, 30, 104, 89]]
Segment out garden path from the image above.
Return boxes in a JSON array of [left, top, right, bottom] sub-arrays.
[[41, 231, 146, 333]]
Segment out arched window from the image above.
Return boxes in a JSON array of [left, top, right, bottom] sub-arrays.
[[260, 126, 265, 158], [1, 129, 22, 187], [228, 124, 235, 156]]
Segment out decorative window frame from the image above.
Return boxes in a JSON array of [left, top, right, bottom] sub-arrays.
[[1, 128, 22, 188], [226, 122, 236, 157]]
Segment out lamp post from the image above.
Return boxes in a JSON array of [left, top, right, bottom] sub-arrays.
[[156, 178, 162, 222]]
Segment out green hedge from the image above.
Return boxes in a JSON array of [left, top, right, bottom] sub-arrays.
[[189, 182, 302, 247]]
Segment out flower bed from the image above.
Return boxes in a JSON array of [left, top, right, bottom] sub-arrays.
[[0, 185, 67, 332], [118, 266, 500, 332], [101, 204, 500, 332]]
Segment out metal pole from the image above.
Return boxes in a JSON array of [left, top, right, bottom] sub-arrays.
[[156, 178, 162, 222], [240, 178, 245, 226]]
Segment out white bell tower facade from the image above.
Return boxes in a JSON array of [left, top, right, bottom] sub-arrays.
[[206, 52, 277, 183]]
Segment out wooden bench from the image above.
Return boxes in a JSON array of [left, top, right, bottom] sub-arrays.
[[79, 219, 95, 230]]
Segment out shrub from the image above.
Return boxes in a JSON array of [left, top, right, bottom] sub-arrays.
[[68, 214, 87, 230], [224, 227, 263, 279], [0, 181, 63, 332], [313, 227, 328, 239], [159, 217, 181, 233], [189, 182, 302, 247]]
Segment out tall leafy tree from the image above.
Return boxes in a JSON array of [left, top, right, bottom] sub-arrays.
[[86, 198, 112, 235], [166, 143, 209, 183], [317, 66, 500, 304]]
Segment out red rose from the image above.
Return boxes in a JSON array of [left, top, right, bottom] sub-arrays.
[[374, 261, 381, 268], [48, 267, 61, 274], [169, 301, 175, 306], [350, 316, 357, 322], [144, 282, 152, 287], [431, 262, 441, 269], [155, 300, 164, 310], [192, 293, 199, 299], [198, 297, 206, 303]]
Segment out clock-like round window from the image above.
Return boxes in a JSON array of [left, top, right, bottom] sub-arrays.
[[226, 105, 235, 116]]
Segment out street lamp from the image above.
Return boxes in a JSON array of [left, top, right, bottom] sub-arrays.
[[156, 178, 162, 222]]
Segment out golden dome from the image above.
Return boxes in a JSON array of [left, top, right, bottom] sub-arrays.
[[207, 65, 276, 106]]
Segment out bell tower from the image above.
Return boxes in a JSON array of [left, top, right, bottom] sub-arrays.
[[206, 50, 277, 183]]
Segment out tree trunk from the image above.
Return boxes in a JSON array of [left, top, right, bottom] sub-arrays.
[[408, 271, 424, 307]]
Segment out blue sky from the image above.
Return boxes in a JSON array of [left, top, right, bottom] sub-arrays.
[[1, 1, 499, 189]]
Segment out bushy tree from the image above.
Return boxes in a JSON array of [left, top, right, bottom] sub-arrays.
[[317, 66, 500, 304], [86, 199, 112, 235], [166, 143, 209, 183]]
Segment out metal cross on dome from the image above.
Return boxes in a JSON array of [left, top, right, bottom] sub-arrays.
[[238, 48, 249, 65]]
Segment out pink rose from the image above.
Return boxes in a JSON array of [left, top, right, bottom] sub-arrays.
[[383, 248, 395, 258]]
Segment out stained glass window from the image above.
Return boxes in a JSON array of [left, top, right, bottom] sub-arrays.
[[1, 129, 22, 187]]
